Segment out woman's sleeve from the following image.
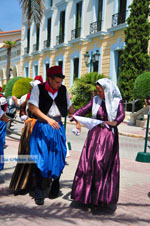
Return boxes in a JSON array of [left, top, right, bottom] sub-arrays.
[[115, 100, 125, 125], [74, 99, 93, 116]]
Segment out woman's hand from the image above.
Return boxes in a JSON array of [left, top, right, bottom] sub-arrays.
[[47, 118, 60, 129], [104, 121, 117, 127], [76, 121, 81, 132]]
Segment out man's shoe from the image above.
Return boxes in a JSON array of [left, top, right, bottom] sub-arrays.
[[34, 187, 44, 205], [49, 179, 60, 199]]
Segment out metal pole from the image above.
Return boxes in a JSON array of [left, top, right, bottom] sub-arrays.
[[144, 107, 150, 153]]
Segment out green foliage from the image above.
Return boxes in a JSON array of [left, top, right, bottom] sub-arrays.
[[2, 84, 6, 92], [134, 72, 150, 103], [119, 0, 150, 101], [5, 77, 22, 97], [69, 72, 104, 110], [12, 77, 33, 98]]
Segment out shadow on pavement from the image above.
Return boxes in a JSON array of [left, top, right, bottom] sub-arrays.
[[0, 186, 150, 225]]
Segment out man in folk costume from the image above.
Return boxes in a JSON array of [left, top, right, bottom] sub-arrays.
[[28, 66, 75, 205]]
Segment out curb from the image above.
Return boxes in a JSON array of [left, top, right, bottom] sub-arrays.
[[118, 131, 145, 139]]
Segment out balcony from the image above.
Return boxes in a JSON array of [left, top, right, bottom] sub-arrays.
[[33, 44, 39, 52], [90, 20, 102, 34], [71, 27, 81, 39], [112, 11, 127, 27], [56, 35, 64, 45], [24, 47, 29, 54], [44, 40, 51, 48]]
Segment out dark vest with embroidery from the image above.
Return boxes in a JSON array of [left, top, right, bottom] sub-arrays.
[[38, 83, 68, 117]]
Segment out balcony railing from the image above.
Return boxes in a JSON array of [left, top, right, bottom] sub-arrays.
[[56, 35, 64, 45], [24, 47, 29, 54], [90, 20, 102, 34], [33, 44, 39, 52], [112, 11, 127, 27], [71, 27, 81, 39], [44, 40, 51, 48]]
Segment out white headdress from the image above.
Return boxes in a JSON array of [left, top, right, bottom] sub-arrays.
[[92, 78, 122, 121], [29, 80, 41, 87]]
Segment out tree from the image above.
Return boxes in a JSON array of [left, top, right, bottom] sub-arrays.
[[119, 0, 150, 101], [70, 72, 104, 110], [3, 40, 17, 83], [20, 0, 45, 25]]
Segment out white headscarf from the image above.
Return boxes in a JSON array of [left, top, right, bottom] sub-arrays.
[[92, 78, 122, 121], [29, 80, 41, 87]]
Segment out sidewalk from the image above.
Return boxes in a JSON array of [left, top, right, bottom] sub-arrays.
[[0, 121, 150, 225], [118, 121, 146, 138]]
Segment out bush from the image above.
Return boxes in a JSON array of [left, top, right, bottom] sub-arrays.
[[134, 72, 150, 105], [2, 84, 6, 92], [69, 72, 104, 110], [5, 77, 22, 97], [12, 77, 33, 98]]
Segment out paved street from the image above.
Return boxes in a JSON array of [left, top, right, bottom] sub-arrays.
[[0, 120, 150, 225]]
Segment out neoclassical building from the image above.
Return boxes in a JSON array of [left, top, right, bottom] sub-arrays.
[[0, 30, 21, 86], [1, 0, 132, 88]]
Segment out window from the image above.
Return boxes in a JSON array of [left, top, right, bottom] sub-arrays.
[[58, 60, 63, 68], [45, 63, 49, 79], [25, 67, 29, 78], [118, 0, 127, 24], [36, 25, 40, 50], [47, 18, 51, 47], [34, 65, 38, 76], [93, 61, 98, 72], [117, 50, 123, 85], [97, 0, 103, 21], [27, 27, 30, 53], [76, 1, 82, 36], [73, 58, 79, 80], [50, 0, 53, 7], [59, 11, 65, 43]]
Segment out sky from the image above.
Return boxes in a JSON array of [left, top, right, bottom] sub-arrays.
[[0, 0, 22, 32]]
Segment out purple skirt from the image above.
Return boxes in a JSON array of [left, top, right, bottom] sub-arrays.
[[71, 125, 120, 206]]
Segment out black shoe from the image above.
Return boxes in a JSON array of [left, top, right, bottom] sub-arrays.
[[49, 179, 60, 199], [34, 187, 44, 205]]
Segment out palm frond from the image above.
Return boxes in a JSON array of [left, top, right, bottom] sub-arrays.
[[20, 0, 45, 24]]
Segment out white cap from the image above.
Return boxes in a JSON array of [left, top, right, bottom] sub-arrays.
[[29, 80, 41, 87]]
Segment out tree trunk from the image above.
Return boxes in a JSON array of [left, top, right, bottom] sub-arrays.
[[6, 48, 11, 83]]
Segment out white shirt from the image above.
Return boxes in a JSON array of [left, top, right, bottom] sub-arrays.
[[28, 85, 72, 117], [0, 106, 4, 118], [0, 96, 7, 106]]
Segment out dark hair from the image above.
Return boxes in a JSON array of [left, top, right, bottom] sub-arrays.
[[51, 74, 65, 79]]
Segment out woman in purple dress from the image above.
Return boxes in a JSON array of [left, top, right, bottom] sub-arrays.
[[71, 78, 125, 208]]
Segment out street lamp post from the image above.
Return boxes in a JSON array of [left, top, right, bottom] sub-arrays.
[[84, 50, 100, 72]]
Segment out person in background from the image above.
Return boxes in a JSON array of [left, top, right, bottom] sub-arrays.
[[28, 66, 75, 205], [0, 105, 9, 171], [71, 78, 125, 211]]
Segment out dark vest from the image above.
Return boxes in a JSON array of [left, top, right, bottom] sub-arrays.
[[38, 83, 68, 117]]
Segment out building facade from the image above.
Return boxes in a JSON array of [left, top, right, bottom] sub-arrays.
[[0, 30, 21, 86], [1, 0, 132, 88]]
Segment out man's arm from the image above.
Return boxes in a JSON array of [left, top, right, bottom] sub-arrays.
[[29, 103, 60, 129], [68, 105, 75, 115]]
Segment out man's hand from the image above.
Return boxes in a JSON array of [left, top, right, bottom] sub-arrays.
[[47, 118, 60, 129], [0, 114, 9, 123]]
